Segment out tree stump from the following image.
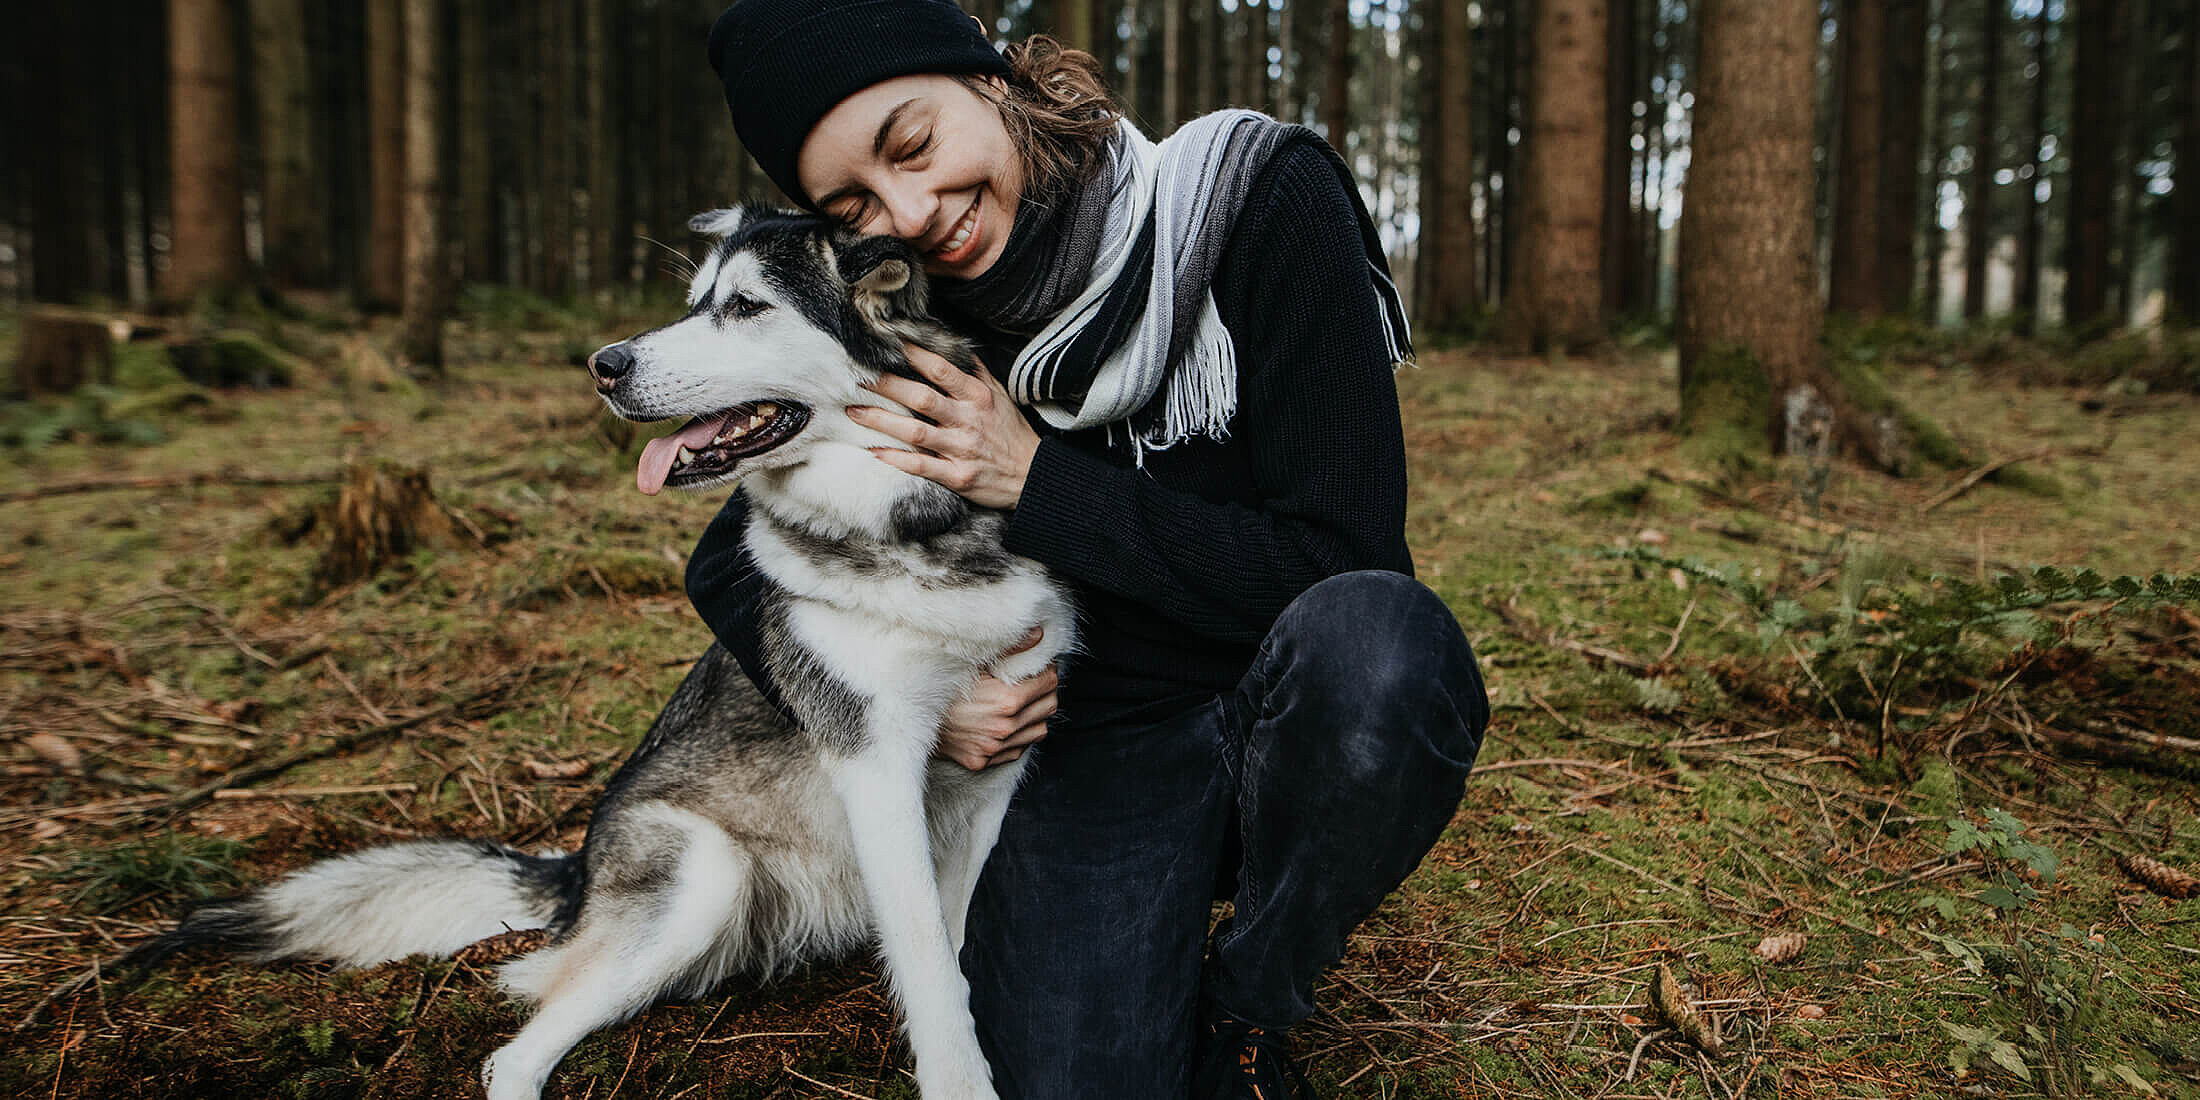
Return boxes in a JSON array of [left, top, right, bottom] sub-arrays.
[[14, 307, 117, 396], [315, 461, 455, 588]]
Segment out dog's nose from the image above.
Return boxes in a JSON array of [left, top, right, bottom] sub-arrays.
[[586, 343, 635, 393]]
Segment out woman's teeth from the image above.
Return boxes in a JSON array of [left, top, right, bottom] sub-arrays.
[[937, 205, 977, 256]]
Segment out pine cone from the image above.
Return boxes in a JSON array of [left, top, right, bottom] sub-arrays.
[[1752, 932, 1806, 965], [2116, 852, 2200, 900], [454, 927, 553, 968], [1648, 962, 1722, 1055]]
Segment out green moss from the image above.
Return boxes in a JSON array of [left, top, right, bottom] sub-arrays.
[[1676, 343, 1773, 473]]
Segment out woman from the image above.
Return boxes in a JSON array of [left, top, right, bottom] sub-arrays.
[[694, 2, 1488, 1096]]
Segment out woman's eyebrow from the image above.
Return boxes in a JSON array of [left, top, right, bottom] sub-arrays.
[[873, 98, 925, 156]]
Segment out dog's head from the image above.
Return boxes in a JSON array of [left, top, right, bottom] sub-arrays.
[[589, 207, 969, 496]]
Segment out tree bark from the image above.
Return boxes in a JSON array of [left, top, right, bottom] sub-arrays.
[[2065, 0, 2122, 330], [364, 0, 406, 308], [1058, 0, 1095, 51], [1830, 0, 1887, 315], [1923, 2, 1955, 324], [456, 0, 494, 283], [1963, 0, 2001, 321], [1602, 0, 1640, 315], [2173, 0, 2200, 323], [1416, 0, 1479, 332], [1877, 0, 1927, 315], [399, 0, 444, 372], [1161, 0, 1182, 131], [2015, 3, 2053, 332], [251, 0, 321, 289], [1244, 0, 1270, 113], [1324, 0, 1354, 148], [166, 0, 249, 304], [1503, 0, 1607, 352], [1678, 0, 1838, 461]]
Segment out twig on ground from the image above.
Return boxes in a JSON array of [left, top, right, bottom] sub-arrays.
[[1918, 445, 2059, 513], [0, 468, 342, 505]]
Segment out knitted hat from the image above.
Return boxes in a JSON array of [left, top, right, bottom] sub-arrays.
[[708, 0, 1010, 208]]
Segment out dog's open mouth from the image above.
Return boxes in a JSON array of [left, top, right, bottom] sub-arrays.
[[636, 400, 812, 495]]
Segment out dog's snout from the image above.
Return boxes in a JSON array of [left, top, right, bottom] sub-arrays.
[[587, 343, 636, 393]]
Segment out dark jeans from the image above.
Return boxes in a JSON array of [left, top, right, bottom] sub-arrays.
[[959, 570, 1489, 1100]]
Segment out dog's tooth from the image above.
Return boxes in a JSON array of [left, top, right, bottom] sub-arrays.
[[675, 445, 693, 466], [748, 414, 764, 429], [758, 402, 777, 417]]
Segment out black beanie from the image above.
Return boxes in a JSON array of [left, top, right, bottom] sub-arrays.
[[708, 0, 1011, 208]]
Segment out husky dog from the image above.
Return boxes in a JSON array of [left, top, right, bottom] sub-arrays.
[[116, 208, 1073, 1100]]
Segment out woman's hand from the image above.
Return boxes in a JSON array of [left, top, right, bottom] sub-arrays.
[[936, 628, 1059, 770], [847, 343, 1040, 510]]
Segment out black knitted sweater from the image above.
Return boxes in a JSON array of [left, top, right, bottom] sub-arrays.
[[683, 134, 1412, 729]]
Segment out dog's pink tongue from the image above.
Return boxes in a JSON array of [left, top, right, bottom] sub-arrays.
[[636, 417, 729, 495]]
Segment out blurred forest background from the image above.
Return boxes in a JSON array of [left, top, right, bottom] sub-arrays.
[[7, 2, 2200, 1098], [6, 0, 2197, 361]]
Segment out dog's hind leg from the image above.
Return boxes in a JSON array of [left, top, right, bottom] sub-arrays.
[[831, 750, 999, 1100], [481, 805, 750, 1100]]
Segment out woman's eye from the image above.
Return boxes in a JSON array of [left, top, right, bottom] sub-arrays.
[[897, 132, 934, 163]]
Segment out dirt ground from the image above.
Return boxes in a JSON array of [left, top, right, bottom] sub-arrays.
[[3, 303, 2198, 1098]]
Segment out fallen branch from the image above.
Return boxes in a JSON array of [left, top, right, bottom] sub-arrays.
[[1487, 601, 1653, 671], [1646, 468, 1874, 541], [2031, 720, 2200, 778], [149, 679, 521, 819], [1919, 446, 2059, 513], [210, 782, 419, 801], [0, 468, 341, 505]]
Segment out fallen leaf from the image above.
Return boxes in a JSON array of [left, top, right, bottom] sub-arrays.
[[522, 757, 592, 781], [1636, 528, 1669, 545], [24, 733, 83, 773], [1796, 1004, 1827, 1020]]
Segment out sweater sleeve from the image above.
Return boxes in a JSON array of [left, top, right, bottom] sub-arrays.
[[682, 491, 792, 714], [1000, 141, 1412, 643]]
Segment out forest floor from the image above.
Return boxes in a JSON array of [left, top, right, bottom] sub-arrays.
[[2, 298, 2198, 1099]]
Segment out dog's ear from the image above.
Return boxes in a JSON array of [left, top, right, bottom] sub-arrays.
[[836, 236, 925, 317], [687, 207, 748, 237]]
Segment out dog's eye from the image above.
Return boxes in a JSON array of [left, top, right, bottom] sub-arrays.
[[726, 294, 771, 320]]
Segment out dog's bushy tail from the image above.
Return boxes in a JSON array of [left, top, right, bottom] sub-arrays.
[[119, 840, 581, 973]]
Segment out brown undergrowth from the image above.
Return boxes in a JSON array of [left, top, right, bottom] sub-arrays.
[[3, 310, 2199, 1097]]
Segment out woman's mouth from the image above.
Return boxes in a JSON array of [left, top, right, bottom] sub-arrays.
[[929, 193, 983, 266]]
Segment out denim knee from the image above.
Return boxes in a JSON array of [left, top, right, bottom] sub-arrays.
[[1263, 570, 1487, 772]]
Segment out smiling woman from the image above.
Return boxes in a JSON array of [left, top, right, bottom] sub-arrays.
[[689, 2, 1489, 1098]]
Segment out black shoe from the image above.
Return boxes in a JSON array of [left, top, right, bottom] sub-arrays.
[[1194, 1014, 1314, 1100]]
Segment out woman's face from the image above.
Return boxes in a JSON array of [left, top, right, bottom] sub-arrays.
[[796, 74, 1023, 279]]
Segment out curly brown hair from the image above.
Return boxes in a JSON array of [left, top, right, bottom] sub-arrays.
[[955, 35, 1121, 206]]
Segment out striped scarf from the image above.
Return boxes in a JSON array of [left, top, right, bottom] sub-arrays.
[[951, 110, 1412, 460]]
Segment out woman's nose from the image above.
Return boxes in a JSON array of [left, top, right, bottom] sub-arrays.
[[875, 180, 939, 242]]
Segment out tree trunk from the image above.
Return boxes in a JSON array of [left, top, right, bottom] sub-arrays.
[[2015, 3, 2053, 332], [1162, 0, 1182, 131], [1245, 0, 1270, 113], [1323, 0, 1353, 148], [1277, 0, 1298, 121], [1963, 0, 2000, 321], [1923, 2, 1954, 324], [1417, 0, 1479, 332], [1503, 0, 1607, 352], [1830, 0, 1886, 316], [166, 0, 249, 304], [364, 0, 405, 309], [1058, 0, 1094, 51], [1877, 0, 1927, 315], [2173, 0, 2200, 323], [2065, 0, 2122, 330], [585, 0, 615, 295], [399, 0, 443, 372], [1602, 0, 1639, 315], [456, 0, 493, 283], [252, 0, 321, 289], [2112, 0, 2148, 323], [1678, 0, 1840, 462]]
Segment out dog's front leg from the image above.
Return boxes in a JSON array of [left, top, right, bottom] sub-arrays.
[[829, 749, 999, 1100]]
